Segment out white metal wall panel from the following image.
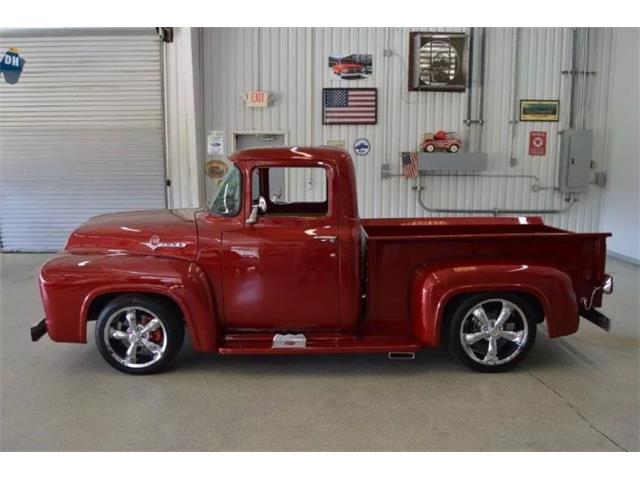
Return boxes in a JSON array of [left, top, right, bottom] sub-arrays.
[[202, 28, 613, 232], [164, 27, 204, 209], [0, 32, 166, 251]]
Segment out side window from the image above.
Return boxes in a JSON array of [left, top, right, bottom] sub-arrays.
[[252, 166, 328, 216]]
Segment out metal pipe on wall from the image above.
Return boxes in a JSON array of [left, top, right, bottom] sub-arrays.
[[415, 174, 576, 216], [508, 27, 521, 167], [465, 27, 475, 129], [463, 27, 487, 153], [478, 27, 487, 125]]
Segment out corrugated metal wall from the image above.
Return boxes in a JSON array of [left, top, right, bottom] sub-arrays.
[[0, 30, 166, 251], [203, 27, 612, 231], [164, 28, 205, 209]]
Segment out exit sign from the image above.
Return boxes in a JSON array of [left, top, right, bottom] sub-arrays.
[[245, 90, 270, 108]]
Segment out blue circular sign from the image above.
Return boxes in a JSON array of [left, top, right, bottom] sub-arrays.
[[353, 138, 370, 156]]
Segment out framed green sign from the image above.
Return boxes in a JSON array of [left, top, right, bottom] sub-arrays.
[[520, 100, 560, 122]]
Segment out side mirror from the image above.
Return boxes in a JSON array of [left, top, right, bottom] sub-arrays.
[[246, 196, 267, 224]]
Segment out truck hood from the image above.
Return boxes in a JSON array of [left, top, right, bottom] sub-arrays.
[[65, 209, 200, 261]]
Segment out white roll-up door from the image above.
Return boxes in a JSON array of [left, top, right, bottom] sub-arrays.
[[0, 29, 166, 252]]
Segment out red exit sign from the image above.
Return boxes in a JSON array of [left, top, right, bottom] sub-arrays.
[[245, 90, 269, 108]]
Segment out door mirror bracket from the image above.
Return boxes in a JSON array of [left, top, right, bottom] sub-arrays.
[[247, 196, 267, 225]]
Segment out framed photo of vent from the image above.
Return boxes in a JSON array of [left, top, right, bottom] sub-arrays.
[[408, 32, 469, 92]]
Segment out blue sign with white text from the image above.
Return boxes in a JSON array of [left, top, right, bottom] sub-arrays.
[[0, 48, 26, 84]]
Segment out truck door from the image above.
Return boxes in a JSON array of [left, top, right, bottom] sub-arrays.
[[221, 163, 341, 332]]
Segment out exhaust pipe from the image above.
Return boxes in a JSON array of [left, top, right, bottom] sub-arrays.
[[387, 352, 415, 360]]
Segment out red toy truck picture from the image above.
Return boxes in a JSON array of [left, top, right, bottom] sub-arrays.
[[421, 130, 462, 153]]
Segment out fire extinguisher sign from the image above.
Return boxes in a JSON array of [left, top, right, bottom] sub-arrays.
[[529, 131, 547, 156]]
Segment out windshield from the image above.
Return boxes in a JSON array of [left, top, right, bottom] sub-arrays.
[[208, 164, 242, 216]]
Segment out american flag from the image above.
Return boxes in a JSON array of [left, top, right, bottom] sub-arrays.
[[402, 152, 419, 178], [322, 88, 377, 125]]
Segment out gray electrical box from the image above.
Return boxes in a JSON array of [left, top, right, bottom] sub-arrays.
[[558, 129, 593, 193], [417, 152, 488, 172]]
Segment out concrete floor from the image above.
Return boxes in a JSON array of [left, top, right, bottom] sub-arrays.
[[1, 253, 638, 451]]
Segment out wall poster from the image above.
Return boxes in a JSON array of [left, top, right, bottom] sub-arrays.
[[327, 53, 373, 81]]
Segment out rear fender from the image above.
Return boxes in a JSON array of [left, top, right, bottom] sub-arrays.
[[39, 253, 218, 352], [410, 263, 578, 347]]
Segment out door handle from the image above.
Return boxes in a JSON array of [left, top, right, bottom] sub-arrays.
[[313, 235, 338, 244]]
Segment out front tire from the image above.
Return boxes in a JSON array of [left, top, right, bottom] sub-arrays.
[[95, 295, 184, 374], [447, 293, 538, 372]]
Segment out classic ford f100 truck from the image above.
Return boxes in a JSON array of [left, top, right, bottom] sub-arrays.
[[32, 147, 613, 374]]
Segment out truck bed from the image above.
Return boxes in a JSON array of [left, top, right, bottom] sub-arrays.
[[361, 216, 609, 335]]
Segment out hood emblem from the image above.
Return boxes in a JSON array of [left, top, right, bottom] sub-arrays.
[[142, 235, 187, 251]]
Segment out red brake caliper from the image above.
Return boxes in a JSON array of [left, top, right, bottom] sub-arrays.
[[142, 315, 163, 343]]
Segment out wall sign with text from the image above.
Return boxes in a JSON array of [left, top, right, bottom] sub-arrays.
[[529, 131, 547, 156], [0, 47, 26, 84]]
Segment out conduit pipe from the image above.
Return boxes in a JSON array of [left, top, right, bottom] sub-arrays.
[[508, 27, 521, 167], [415, 175, 577, 216]]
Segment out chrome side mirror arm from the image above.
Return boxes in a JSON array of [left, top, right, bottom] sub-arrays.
[[246, 196, 267, 225]]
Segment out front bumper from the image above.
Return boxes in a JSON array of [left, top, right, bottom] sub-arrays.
[[31, 318, 47, 342]]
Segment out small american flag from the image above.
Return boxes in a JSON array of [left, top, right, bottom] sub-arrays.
[[322, 88, 377, 125], [402, 152, 419, 178]]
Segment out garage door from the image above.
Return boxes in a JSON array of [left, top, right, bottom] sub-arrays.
[[0, 29, 166, 252]]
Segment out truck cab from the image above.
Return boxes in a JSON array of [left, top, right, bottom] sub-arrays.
[[198, 146, 361, 334]]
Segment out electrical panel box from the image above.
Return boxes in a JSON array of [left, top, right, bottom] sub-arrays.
[[558, 129, 593, 193]]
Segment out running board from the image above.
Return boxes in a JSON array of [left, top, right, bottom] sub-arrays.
[[219, 333, 421, 355]]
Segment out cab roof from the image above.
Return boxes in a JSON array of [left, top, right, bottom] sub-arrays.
[[229, 146, 352, 168]]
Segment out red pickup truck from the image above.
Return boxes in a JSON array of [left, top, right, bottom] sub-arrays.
[[331, 61, 365, 79], [32, 147, 613, 374]]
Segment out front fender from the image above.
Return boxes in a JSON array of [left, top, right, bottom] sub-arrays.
[[410, 263, 578, 347], [39, 253, 218, 352]]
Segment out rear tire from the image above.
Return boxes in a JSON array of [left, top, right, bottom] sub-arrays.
[[447, 293, 538, 373], [95, 295, 184, 375]]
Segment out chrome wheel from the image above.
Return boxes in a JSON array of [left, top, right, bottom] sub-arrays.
[[459, 298, 529, 366], [103, 307, 168, 369]]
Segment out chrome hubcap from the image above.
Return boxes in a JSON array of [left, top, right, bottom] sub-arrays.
[[459, 299, 528, 366], [103, 307, 167, 369]]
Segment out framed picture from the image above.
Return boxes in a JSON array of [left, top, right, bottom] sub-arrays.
[[327, 53, 373, 81], [408, 32, 469, 92], [520, 100, 560, 122]]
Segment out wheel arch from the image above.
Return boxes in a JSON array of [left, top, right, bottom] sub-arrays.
[[411, 263, 578, 347], [440, 289, 546, 337], [80, 279, 218, 353], [39, 254, 219, 351], [87, 291, 184, 326]]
